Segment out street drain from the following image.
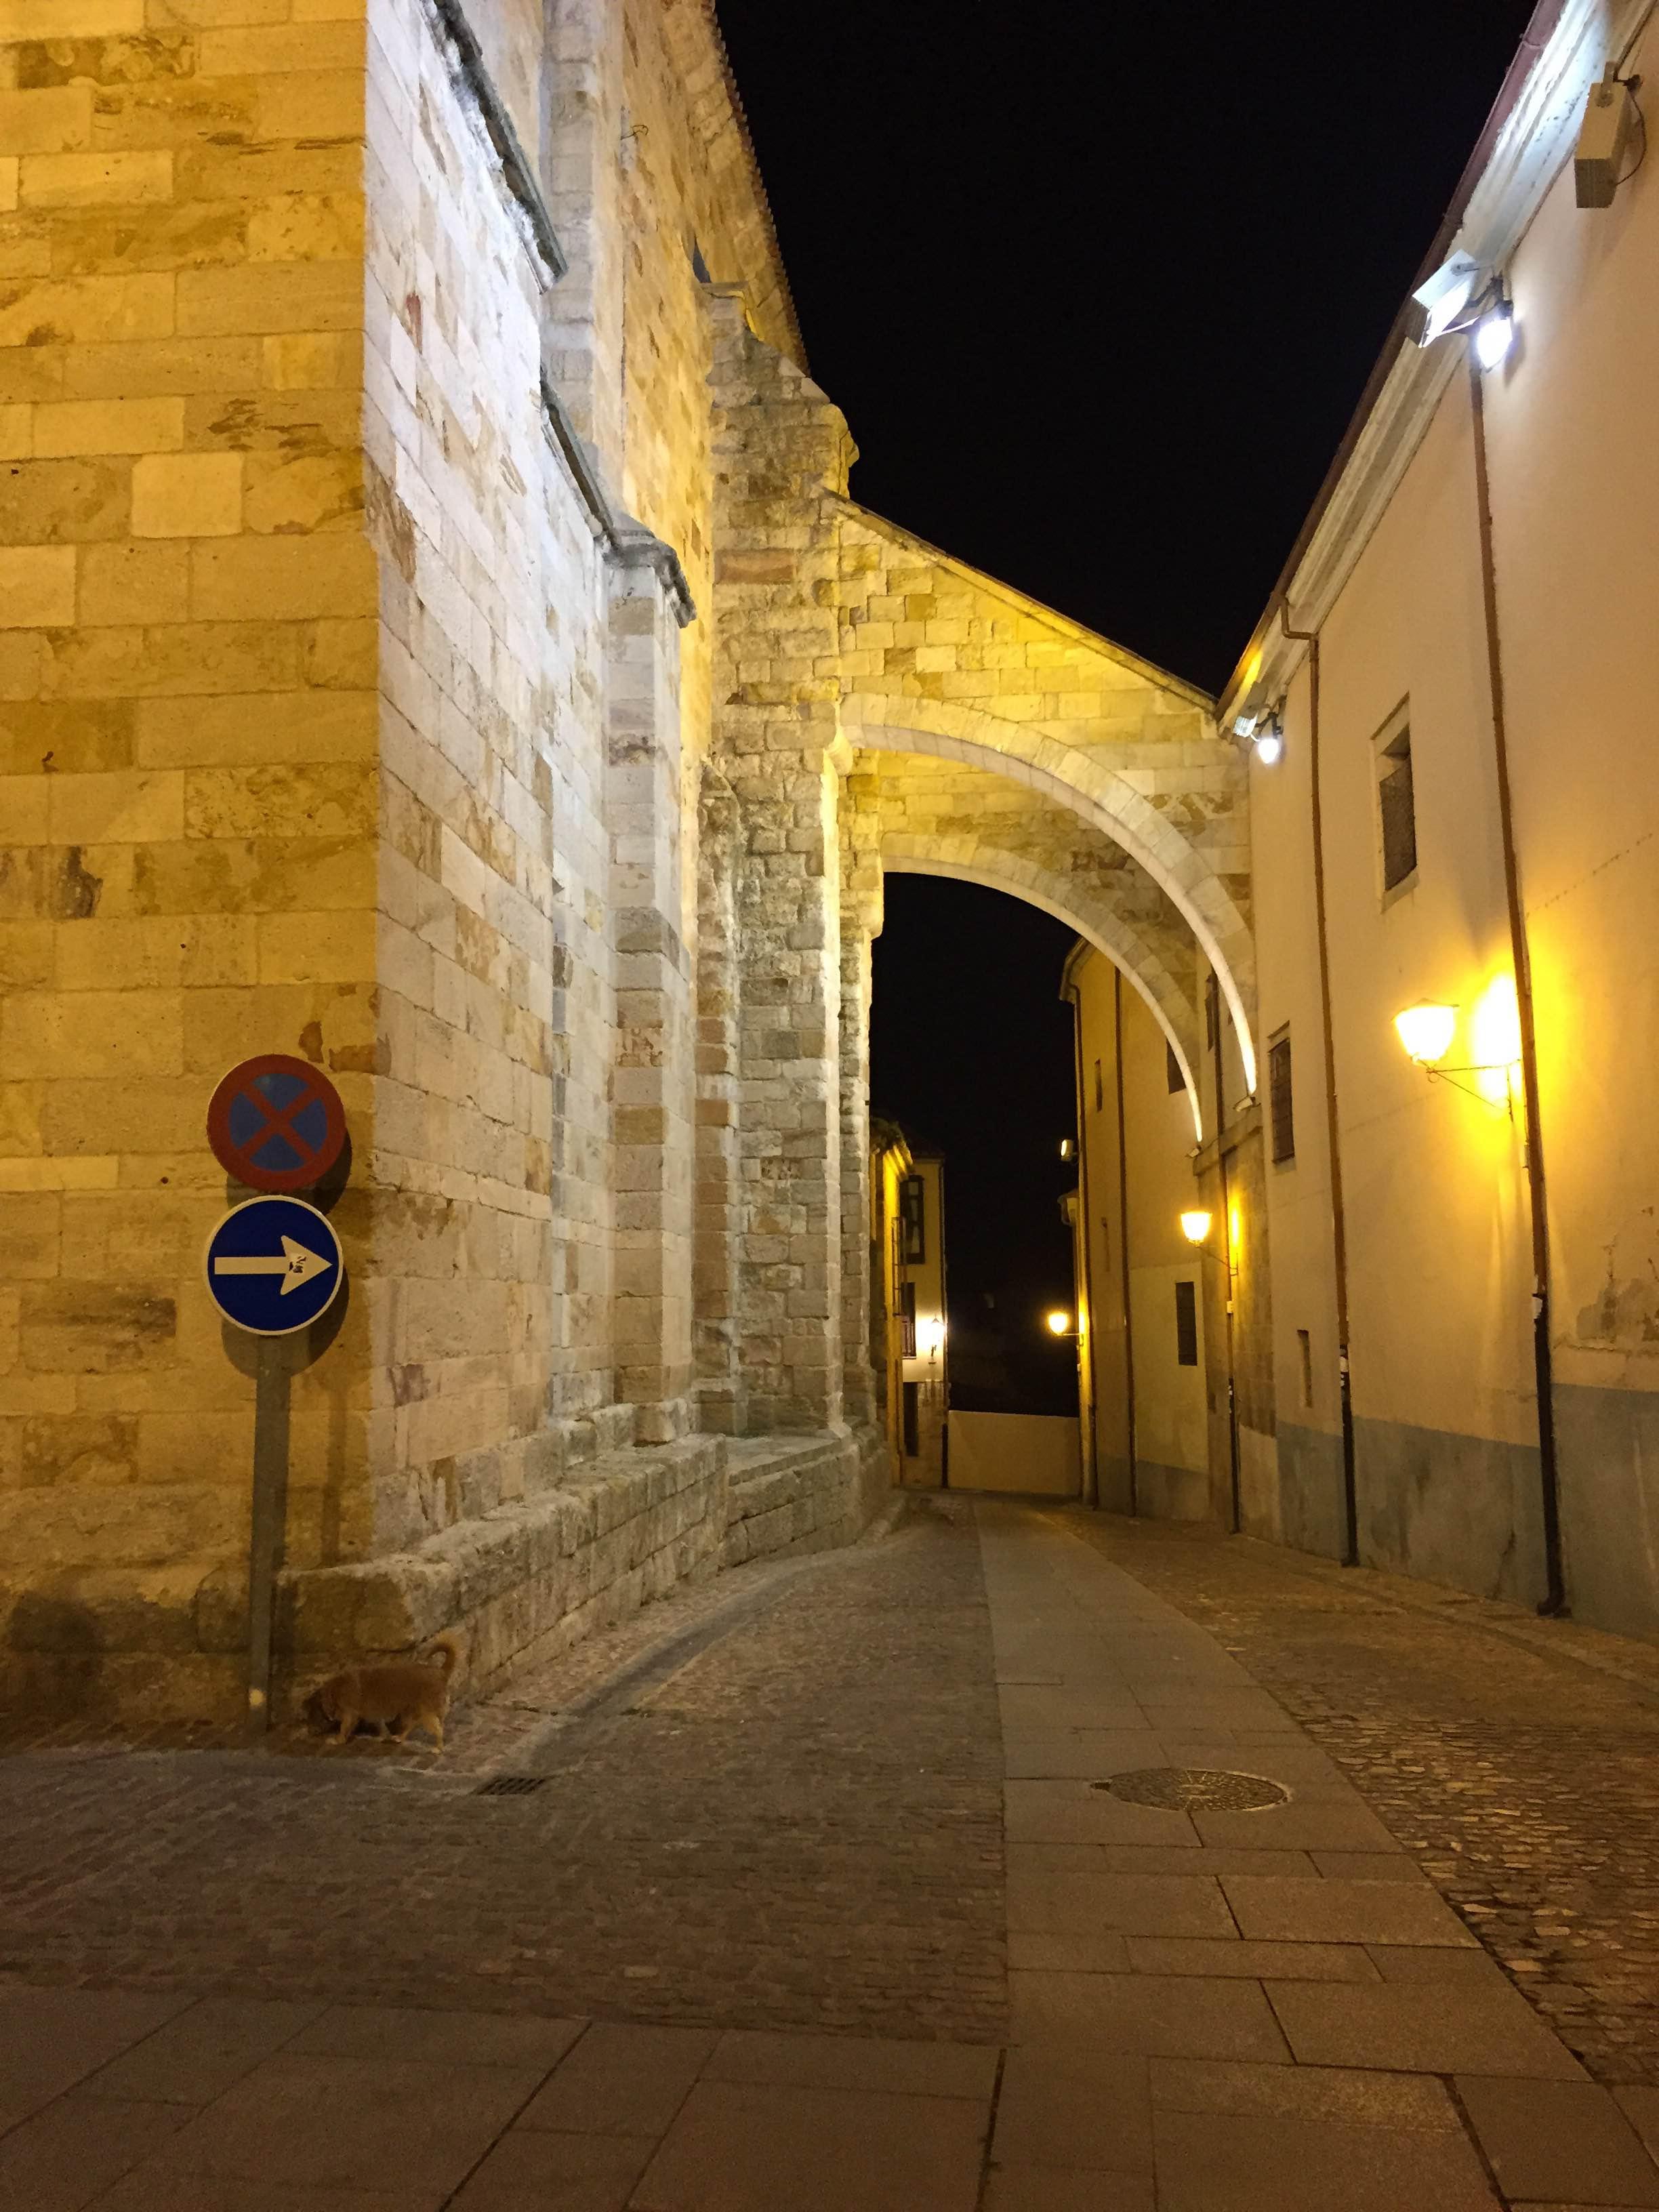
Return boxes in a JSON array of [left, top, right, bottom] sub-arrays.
[[1095, 1767, 1288, 1812], [474, 1775, 547, 1798]]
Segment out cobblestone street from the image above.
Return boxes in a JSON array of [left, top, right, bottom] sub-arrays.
[[6, 1498, 1659, 2207]]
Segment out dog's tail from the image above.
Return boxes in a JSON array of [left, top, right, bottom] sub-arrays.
[[424, 1629, 464, 1679]]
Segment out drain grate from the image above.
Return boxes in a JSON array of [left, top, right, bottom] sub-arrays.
[[1095, 1766, 1288, 1812], [474, 1775, 548, 1798]]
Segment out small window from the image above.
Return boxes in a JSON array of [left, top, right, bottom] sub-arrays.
[[1269, 1030, 1294, 1164], [1166, 1042, 1184, 1094], [1376, 715, 1417, 892], [899, 1279, 916, 1357], [1094, 1058, 1104, 1113], [899, 1176, 925, 1263], [1175, 1279, 1198, 1366], [1296, 1328, 1313, 1410]]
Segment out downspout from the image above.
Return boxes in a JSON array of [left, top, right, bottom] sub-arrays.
[[1113, 968, 1139, 1515], [1468, 362, 1568, 1618], [1282, 613, 1361, 1568], [1062, 960, 1099, 1507]]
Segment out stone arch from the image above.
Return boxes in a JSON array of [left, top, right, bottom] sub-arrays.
[[879, 842, 1204, 1141], [842, 699, 1256, 1090]]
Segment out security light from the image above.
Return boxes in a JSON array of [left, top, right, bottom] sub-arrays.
[[1254, 731, 1284, 766], [1576, 67, 1641, 208], [1406, 251, 1481, 346], [1473, 294, 1516, 371]]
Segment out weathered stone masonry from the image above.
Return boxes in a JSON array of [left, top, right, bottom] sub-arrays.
[[0, 0, 1254, 1721]]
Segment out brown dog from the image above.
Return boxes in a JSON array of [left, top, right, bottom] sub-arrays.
[[303, 1631, 463, 1751]]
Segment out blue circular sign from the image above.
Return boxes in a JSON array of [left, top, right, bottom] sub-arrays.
[[204, 1197, 344, 1336]]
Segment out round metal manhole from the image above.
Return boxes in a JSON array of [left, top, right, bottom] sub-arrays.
[[1094, 1766, 1289, 1812]]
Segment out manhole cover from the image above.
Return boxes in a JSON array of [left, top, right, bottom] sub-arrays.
[[1094, 1767, 1288, 1811], [474, 1775, 547, 1798]]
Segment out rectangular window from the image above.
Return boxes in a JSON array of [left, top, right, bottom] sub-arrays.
[[1166, 1042, 1184, 1093], [899, 1279, 916, 1357], [1094, 1058, 1104, 1112], [1269, 1030, 1294, 1164], [1175, 1279, 1198, 1366], [1376, 716, 1418, 892], [899, 1176, 926, 1263], [1297, 1328, 1313, 1409]]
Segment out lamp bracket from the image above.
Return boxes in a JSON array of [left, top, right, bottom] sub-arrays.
[[1423, 1063, 1517, 1117]]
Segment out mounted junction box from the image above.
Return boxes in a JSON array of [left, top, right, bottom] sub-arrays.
[[1576, 70, 1639, 208]]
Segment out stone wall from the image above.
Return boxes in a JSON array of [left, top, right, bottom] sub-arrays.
[[0, 0, 379, 1719]]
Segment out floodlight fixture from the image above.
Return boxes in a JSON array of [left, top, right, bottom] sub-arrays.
[[1474, 291, 1516, 371], [1406, 251, 1481, 346]]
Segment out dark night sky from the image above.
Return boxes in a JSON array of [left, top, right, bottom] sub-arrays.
[[715, 0, 1539, 1408]]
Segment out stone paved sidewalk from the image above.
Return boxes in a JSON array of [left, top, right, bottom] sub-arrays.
[[1068, 1507, 1659, 2089], [5, 1496, 1659, 2206]]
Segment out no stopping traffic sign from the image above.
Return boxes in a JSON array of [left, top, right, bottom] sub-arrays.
[[207, 1054, 346, 1192]]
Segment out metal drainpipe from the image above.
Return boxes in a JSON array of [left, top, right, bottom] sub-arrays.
[[1210, 979, 1242, 1535], [1063, 972, 1099, 1507], [1468, 361, 1568, 1618], [1280, 613, 1361, 1568], [1113, 968, 1139, 1516]]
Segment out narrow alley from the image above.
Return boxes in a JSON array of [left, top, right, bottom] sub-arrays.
[[5, 1500, 1659, 2211]]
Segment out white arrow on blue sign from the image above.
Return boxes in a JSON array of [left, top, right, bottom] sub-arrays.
[[203, 1196, 344, 1336]]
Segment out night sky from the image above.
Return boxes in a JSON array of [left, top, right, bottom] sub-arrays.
[[716, 0, 1540, 1410]]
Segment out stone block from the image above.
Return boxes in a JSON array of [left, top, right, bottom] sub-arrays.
[[34, 398, 184, 457], [78, 540, 190, 626], [0, 545, 74, 627], [189, 533, 377, 620], [131, 452, 241, 537]]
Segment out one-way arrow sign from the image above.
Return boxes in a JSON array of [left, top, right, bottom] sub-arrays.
[[204, 1197, 343, 1336], [213, 1235, 333, 1294]]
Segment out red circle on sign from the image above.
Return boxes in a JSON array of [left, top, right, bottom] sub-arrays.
[[207, 1054, 346, 1193]]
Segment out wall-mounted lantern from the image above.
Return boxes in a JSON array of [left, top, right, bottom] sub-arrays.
[[1044, 1308, 1075, 1338], [1179, 1210, 1212, 1246], [1393, 989, 1519, 1113]]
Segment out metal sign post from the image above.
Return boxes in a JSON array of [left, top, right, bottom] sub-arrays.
[[247, 1337, 292, 1729], [203, 1190, 346, 1734]]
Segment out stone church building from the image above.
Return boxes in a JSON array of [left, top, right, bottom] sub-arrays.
[[4, 0, 1654, 1717]]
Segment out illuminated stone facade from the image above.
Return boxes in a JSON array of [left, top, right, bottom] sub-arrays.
[[0, 0, 1242, 1718]]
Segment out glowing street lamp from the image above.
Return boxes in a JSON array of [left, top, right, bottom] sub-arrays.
[[1045, 1309, 1073, 1337], [1179, 1210, 1212, 1246], [1393, 1002, 1458, 1066]]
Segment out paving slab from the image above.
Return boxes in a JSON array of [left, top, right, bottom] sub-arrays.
[[94, 2181, 448, 2211], [1009, 1971, 1290, 2059], [989, 2047, 1153, 2171], [629, 2078, 988, 2211], [1082, 1843, 1319, 1879], [1002, 1733, 1162, 1782], [120, 2053, 546, 2196], [1004, 1780, 1198, 1847], [1365, 1944, 1512, 1986], [1150, 2105, 1502, 2211], [289, 2005, 585, 2070], [1147, 2056, 1465, 2132], [1619, 2087, 1659, 2160], [0, 1986, 195, 2113], [1221, 1874, 1476, 1946], [516, 2022, 716, 2137], [449, 2127, 655, 2211], [1193, 1802, 1400, 1851], [702, 2028, 998, 2099], [1124, 1938, 1380, 1983], [0, 2091, 194, 2212], [1007, 1867, 1235, 1939], [1265, 1980, 1587, 2076], [1307, 1850, 1434, 1883], [86, 1998, 325, 2104], [1008, 1931, 1132, 1974], [984, 2172, 1155, 2211], [1455, 2075, 1659, 2205]]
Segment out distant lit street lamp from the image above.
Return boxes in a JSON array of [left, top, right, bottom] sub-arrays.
[[1179, 1210, 1212, 1246]]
